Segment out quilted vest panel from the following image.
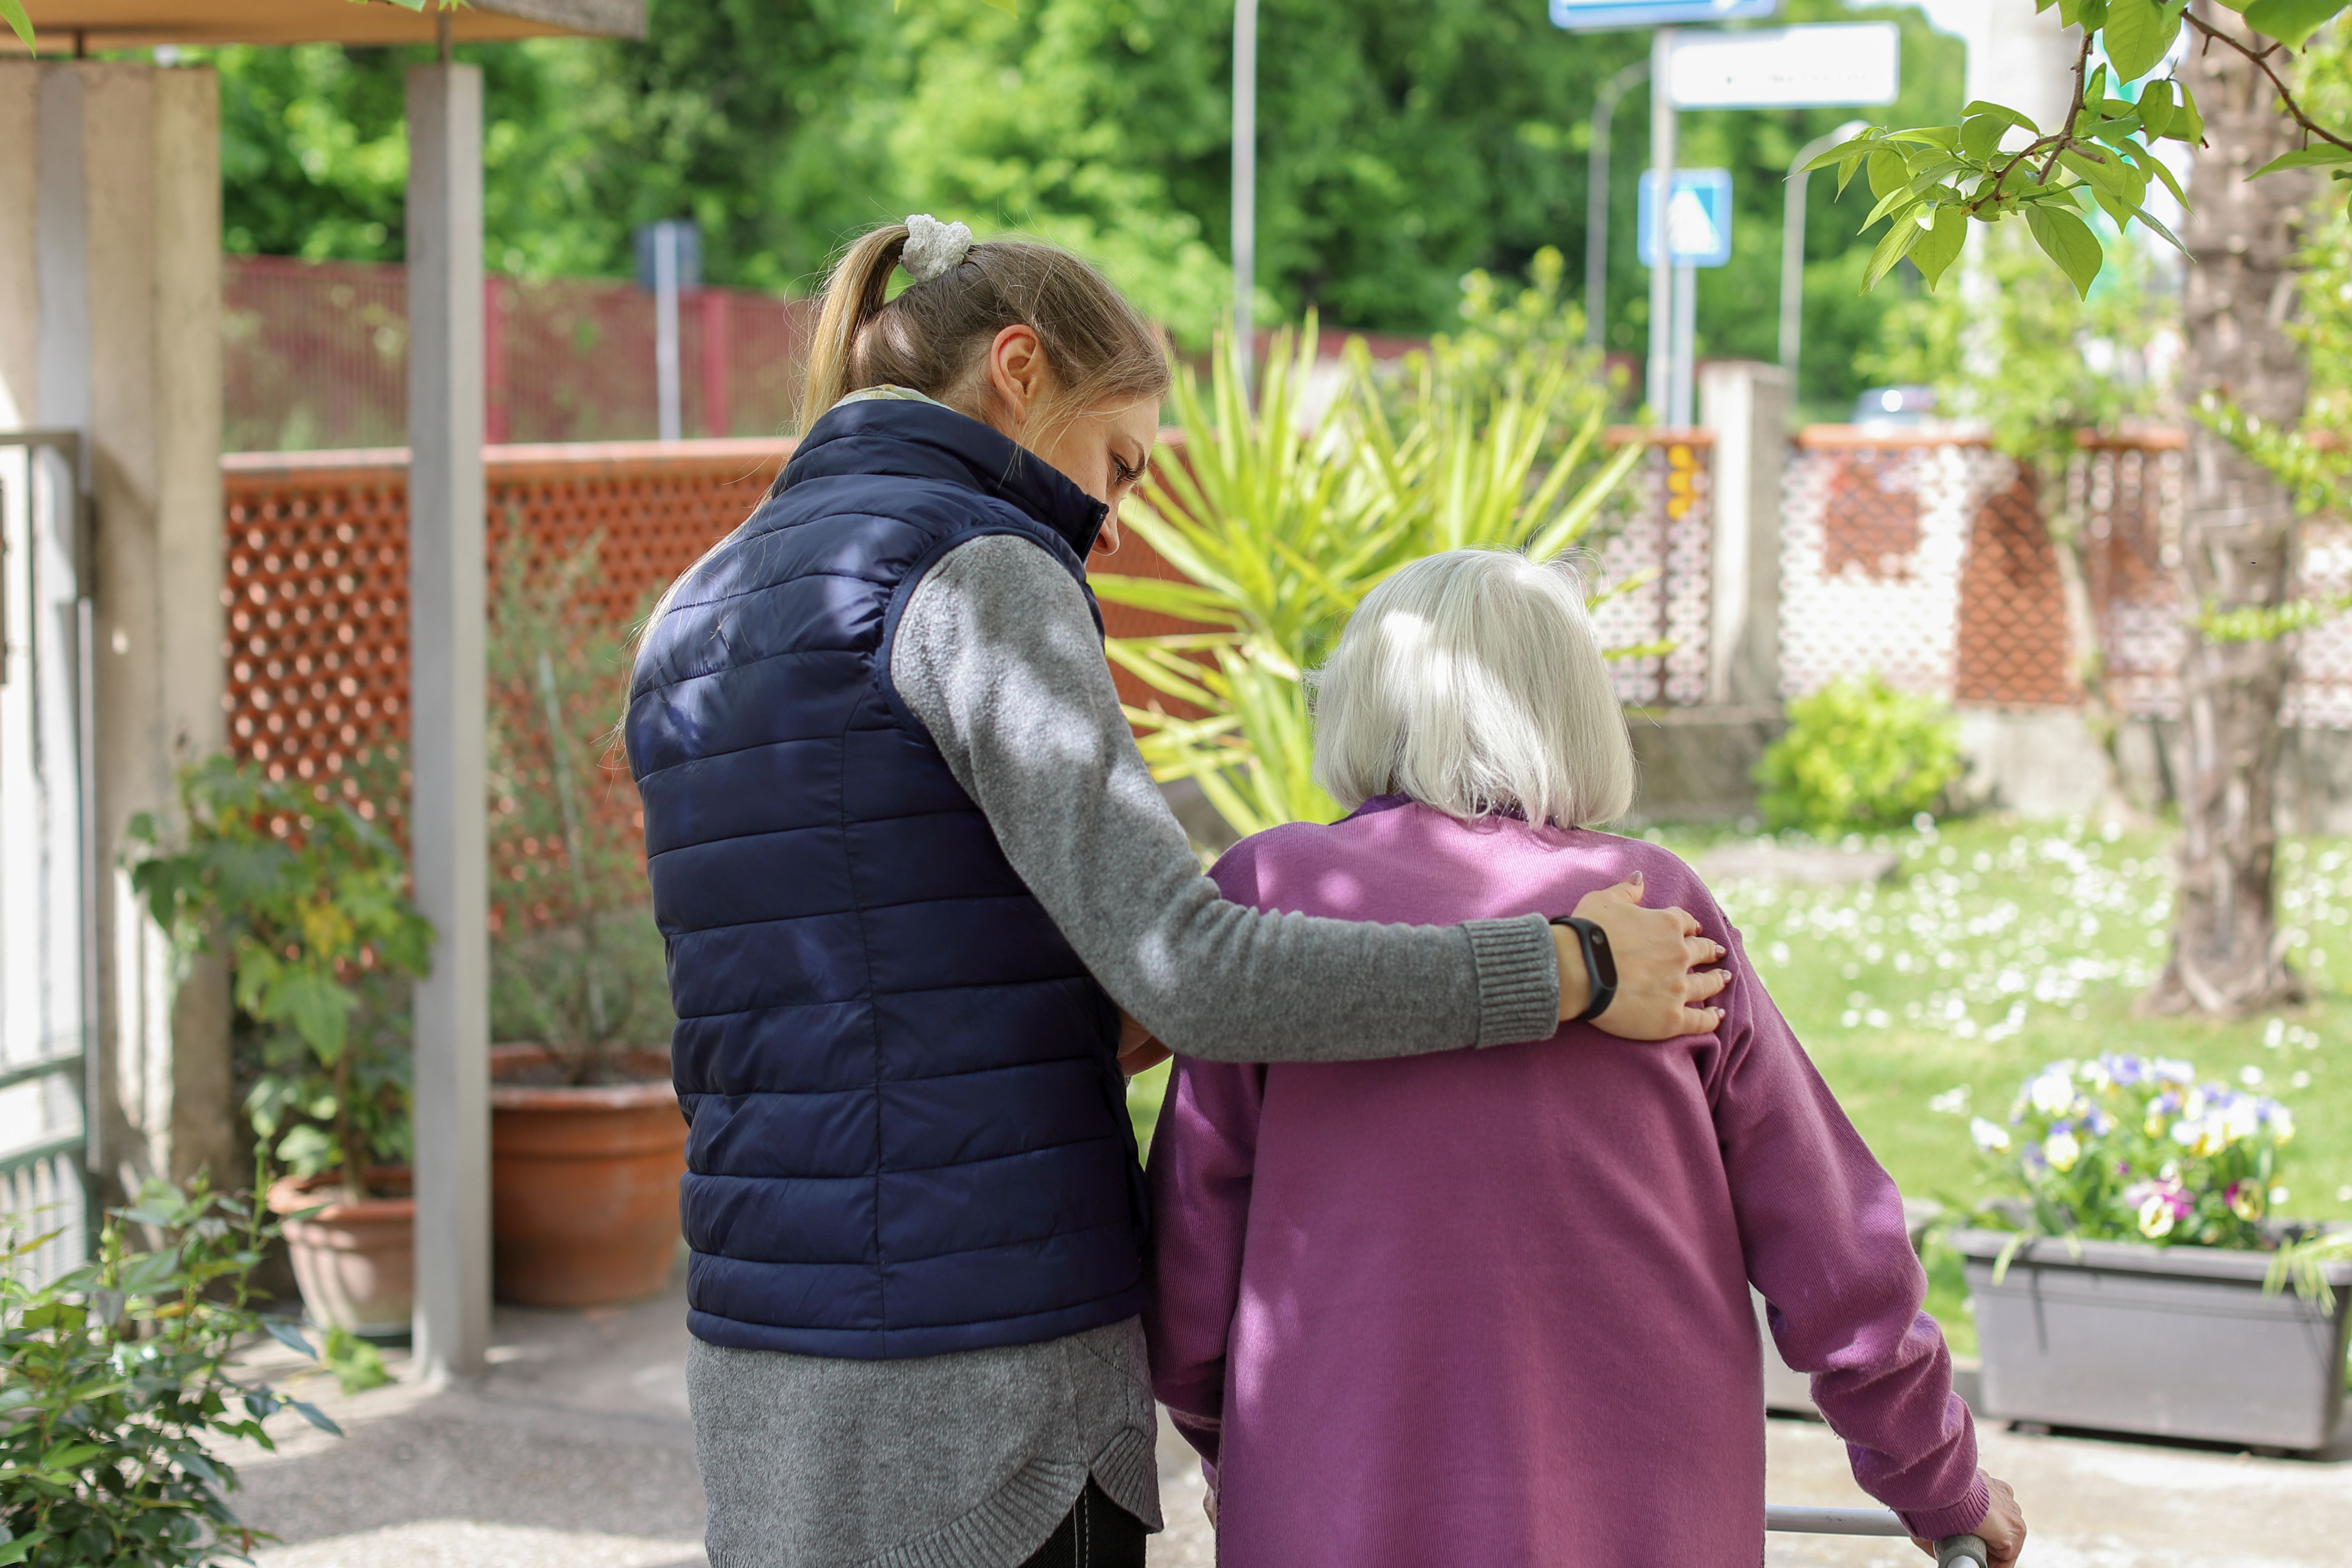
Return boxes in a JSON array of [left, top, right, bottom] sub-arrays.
[[628, 397, 1150, 1359]]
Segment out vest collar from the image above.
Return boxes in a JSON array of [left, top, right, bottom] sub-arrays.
[[785, 393, 1112, 560]]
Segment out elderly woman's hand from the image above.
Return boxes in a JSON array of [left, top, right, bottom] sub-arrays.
[[1914, 1471, 2024, 1565], [1553, 872, 1730, 1038]]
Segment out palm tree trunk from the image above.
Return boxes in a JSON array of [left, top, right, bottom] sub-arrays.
[[2148, 5, 2317, 1015]]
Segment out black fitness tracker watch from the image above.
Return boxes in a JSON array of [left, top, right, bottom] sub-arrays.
[[1551, 915, 1618, 1024]]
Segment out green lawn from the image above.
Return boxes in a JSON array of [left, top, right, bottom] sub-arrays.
[[1131, 813, 2352, 1357]]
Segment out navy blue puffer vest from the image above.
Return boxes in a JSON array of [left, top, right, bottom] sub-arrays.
[[627, 396, 1149, 1359]]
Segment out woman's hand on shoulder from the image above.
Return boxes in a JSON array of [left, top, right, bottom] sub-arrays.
[[1564, 872, 1730, 1039]]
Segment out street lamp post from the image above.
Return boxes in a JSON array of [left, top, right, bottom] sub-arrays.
[[1232, 0, 1258, 389], [1584, 59, 1649, 350], [1645, 25, 1677, 420], [1779, 119, 1870, 385]]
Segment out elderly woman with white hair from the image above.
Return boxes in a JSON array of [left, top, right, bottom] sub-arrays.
[[1144, 549, 2026, 1568]]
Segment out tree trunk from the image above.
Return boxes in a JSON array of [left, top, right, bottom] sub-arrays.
[[2147, 6, 2317, 1016]]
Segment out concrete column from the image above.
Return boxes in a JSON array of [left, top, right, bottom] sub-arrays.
[[0, 61, 232, 1200], [1700, 360, 1790, 709], [406, 63, 491, 1384]]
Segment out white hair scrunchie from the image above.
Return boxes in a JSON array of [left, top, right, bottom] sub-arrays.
[[901, 214, 974, 283]]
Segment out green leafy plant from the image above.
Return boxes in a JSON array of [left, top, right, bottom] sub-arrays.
[[1754, 676, 1962, 836], [1961, 1053, 2299, 1252], [486, 532, 669, 1084], [0, 1174, 340, 1568], [125, 758, 433, 1202], [1096, 318, 1643, 838]]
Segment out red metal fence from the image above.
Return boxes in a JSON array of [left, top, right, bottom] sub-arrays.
[[224, 257, 815, 452]]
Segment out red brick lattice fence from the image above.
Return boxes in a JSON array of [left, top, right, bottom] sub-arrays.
[[221, 440, 790, 928], [220, 424, 2347, 919]]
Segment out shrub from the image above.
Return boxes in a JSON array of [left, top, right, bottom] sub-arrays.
[[485, 533, 670, 1082], [1755, 675, 1960, 835], [1967, 1054, 2298, 1251], [0, 1176, 336, 1567]]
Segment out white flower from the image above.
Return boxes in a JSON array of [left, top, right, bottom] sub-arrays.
[[1929, 1086, 1973, 1116], [2239, 1065, 2265, 1088], [2043, 1131, 2082, 1172], [2137, 1193, 2176, 1239], [2029, 1068, 2079, 1117], [1970, 1117, 2012, 1153]]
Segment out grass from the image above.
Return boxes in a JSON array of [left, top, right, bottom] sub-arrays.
[[1130, 813, 2352, 1359]]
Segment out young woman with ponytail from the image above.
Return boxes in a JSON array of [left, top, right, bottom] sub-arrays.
[[624, 216, 1731, 1568]]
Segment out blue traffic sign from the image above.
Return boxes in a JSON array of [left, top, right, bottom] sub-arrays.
[[1636, 169, 1734, 267], [1549, 0, 1780, 31]]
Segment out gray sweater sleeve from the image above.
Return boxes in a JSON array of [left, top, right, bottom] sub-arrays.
[[888, 532, 1561, 1062]]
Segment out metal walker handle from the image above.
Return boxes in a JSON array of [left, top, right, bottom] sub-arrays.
[[1765, 1503, 1989, 1567]]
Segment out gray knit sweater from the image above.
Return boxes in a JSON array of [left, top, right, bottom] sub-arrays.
[[686, 533, 1563, 1568]]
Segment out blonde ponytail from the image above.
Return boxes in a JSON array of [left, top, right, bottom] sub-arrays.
[[799, 224, 912, 427]]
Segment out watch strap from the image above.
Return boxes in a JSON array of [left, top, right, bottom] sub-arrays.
[[1552, 915, 1618, 1024]]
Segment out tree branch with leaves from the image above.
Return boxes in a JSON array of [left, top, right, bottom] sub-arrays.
[[1809, 1, 2349, 301]]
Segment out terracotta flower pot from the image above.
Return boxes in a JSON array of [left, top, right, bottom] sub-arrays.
[[266, 1168, 415, 1337], [490, 1043, 687, 1308]]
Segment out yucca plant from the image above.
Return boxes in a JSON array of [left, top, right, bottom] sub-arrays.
[[1095, 322, 1647, 840]]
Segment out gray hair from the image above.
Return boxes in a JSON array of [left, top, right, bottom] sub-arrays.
[[1309, 549, 1636, 829]]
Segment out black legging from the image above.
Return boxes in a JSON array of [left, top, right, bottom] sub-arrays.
[[1016, 1479, 1149, 1568]]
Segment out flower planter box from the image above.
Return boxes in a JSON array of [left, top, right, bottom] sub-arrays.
[[1951, 1227, 2352, 1452]]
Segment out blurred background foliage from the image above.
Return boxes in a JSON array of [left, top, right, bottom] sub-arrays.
[[193, 0, 1962, 419]]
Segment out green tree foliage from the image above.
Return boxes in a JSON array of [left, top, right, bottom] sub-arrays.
[[1754, 675, 1962, 836], [193, 0, 1948, 412], [1812, 2, 2352, 301]]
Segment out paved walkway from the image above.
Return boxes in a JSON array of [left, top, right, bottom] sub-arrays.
[[232, 1281, 2352, 1567]]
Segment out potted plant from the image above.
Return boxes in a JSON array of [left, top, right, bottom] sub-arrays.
[[485, 534, 685, 1308], [1950, 1053, 2351, 1451], [125, 757, 432, 1338]]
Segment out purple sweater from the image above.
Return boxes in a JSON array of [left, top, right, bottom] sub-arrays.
[[1145, 798, 1986, 1566]]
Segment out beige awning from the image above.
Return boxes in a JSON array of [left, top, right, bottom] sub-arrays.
[[8, 0, 645, 51]]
